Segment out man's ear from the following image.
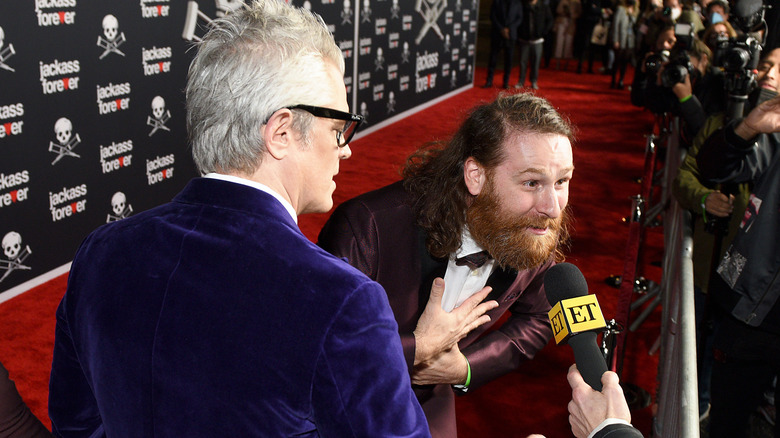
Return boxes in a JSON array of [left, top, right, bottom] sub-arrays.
[[263, 109, 294, 160], [463, 157, 485, 196]]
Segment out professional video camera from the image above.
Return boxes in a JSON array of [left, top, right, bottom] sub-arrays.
[[711, 0, 767, 120]]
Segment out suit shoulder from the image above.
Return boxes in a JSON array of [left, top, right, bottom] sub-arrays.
[[334, 181, 410, 215]]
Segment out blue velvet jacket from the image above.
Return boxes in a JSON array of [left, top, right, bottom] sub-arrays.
[[49, 178, 430, 437]]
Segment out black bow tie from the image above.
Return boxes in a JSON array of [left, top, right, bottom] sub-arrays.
[[454, 250, 492, 269]]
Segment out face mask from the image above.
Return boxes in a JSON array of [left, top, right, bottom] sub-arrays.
[[709, 12, 724, 24]]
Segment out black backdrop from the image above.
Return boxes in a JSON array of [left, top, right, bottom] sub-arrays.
[[0, 0, 478, 299]]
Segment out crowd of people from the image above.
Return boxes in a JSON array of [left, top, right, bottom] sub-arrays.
[[627, 0, 779, 436], [0, 0, 777, 437], [484, 0, 779, 93]]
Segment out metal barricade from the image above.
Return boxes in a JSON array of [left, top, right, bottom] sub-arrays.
[[651, 117, 700, 438]]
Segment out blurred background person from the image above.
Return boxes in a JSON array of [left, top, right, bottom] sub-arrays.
[[515, 0, 554, 89], [552, 0, 582, 70], [609, 0, 638, 89], [484, 0, 524, 88]]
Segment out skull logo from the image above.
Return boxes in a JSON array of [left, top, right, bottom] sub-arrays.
[[111, 192, 126, 216], [215, 0, 245, 13], [2, 232, 21, 261], [103, 15, 119, 41], [152, 96, 166, 120], [54, 118, 73, 145]]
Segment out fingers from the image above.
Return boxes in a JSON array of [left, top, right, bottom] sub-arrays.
[[600, 371, 620, 389], [462, 285, 493, 309], [706, 191, 734, 217], [567, 364, 586, 389], [462, 314, 492, 337], [428, 277, 445, 306]]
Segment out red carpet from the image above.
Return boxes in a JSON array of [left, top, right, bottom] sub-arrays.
[[0, 64, 664, 437]]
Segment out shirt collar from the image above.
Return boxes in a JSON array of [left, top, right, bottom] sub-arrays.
[[203, 173, 298, 224], [455, 227, 486, 259]]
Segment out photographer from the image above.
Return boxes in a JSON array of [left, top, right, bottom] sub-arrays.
[[641, 0, 703, 56], [630, 25, 676, 110], [695, 46, 780, 438], [632, 28, 725, 146]]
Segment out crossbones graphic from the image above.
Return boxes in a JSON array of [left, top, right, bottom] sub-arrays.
[[49, 118, 81, 165], [147, 96, 171, 137], [97, 15, 126, 59], [0, 232, 31, 284], [0, 26, 16, 72], [415, 0, 447, 44]]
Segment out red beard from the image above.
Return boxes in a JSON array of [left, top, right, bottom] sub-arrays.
[[466, 179, 570, 271]]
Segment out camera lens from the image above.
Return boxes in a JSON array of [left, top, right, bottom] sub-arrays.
[[723, 47, 750, 71]]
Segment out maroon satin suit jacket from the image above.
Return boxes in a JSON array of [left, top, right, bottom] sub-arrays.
[[318, 181, 553, 438]]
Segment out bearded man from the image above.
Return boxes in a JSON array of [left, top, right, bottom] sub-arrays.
[[318, 92, 574, 438]]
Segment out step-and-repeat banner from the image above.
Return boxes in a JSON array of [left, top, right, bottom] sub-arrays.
[[0, 0, 478, 299]]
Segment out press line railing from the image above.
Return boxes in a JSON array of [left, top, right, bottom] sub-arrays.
[[607, 115, 699, 438]]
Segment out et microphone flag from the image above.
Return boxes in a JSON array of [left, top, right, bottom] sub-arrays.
[[548, 290, 607, 345]]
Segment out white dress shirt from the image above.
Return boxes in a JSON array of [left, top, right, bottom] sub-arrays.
[[441, 228, 496, 312]]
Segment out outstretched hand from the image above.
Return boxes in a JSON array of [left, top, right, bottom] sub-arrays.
[[736, 93, 780, 140]]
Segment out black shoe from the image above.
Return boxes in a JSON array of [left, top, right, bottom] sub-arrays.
[[617, 81, 624, 90], [481, 82, 493, 88], [503, 83, 510, 89]]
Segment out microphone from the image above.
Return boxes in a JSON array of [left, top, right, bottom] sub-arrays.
[[732, 0, 764, 33], [544, 262, 608, 391]]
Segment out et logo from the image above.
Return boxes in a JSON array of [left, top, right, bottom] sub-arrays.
[[548, 294, 606, 345]]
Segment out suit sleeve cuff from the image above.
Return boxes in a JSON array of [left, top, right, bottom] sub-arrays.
[[588, 419, 633, 438]]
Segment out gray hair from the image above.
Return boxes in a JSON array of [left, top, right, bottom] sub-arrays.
[[186, 0, 345, 175]]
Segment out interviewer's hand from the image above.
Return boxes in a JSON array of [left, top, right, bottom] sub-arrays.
[[413, 278, 497, 368], [567, 364, 631, 438]]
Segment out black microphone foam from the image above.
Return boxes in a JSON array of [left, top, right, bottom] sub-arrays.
[[544, 262, 608, 391], [544, 262, 589, 304], [734, 0, 763, 18]]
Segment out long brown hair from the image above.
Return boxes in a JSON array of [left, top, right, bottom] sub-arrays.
[[402, 92, 574, 258]]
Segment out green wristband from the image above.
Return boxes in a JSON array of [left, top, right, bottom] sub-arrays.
[[701, 193, 709, 222], [463, 354, 471, 387], [679, 94, 693, 103]]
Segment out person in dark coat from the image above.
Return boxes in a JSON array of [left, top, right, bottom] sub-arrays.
[[515, 0, 554, 89], [484, 0, 524, 88]]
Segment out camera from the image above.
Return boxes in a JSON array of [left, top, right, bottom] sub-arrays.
[[721, 35, 762, 75], [645, 50, 669, 77], [661, 52, 695, 88]]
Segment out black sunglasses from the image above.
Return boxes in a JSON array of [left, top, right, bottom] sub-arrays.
[[287, 104, 364, 147]]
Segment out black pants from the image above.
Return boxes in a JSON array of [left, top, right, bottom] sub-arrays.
[[708, 309, 780, 437], [517, 41, 543, 85], [486, 36, 514, 86]]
